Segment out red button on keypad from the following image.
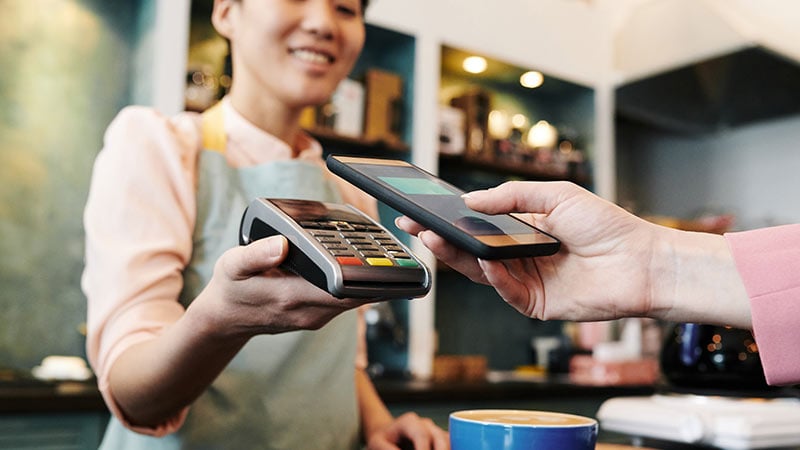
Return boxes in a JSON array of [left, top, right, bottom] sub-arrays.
[[336, 256, 363, 266]]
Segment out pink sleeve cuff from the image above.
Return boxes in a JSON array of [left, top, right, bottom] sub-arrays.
[[725, 224, 800, 386]]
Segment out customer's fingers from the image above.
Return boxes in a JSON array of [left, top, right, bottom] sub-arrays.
[[417, 231, 488, 285], [462, 180, 582, 216]]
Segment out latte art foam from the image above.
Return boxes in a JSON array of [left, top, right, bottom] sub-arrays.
[[452, 410, 595, 426]]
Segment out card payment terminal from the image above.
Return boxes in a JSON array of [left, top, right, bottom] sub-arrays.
[[239, 198, 431, 300]]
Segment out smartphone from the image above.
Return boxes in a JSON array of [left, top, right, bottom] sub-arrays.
[[326, 155, 560, 260]]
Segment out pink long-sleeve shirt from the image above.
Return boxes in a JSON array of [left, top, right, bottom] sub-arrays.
[[82, 99, 377, 435], [726, 224, 800, 386]]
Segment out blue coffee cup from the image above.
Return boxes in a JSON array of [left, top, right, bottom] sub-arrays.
[[449, 409, 598, 450]]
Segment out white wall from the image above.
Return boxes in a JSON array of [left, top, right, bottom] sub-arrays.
[[367, 0, 612, 86], [611, 0, 800, 83], [134, 0, 191, 115]]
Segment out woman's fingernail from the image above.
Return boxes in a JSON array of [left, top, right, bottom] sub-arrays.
[[268, 236, 284, 257]]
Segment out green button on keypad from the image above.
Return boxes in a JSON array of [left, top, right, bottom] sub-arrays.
[[394, 258, 418, 267]]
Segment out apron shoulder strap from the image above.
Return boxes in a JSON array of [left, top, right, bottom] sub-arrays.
[[200, 101, 226, 154]]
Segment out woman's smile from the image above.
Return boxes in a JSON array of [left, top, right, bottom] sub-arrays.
[[289, 47, 335, 65]]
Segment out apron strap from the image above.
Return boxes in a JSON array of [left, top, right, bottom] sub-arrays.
[[201, 101, 226, 154]]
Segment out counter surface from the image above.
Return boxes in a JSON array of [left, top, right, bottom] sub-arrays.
[[374, 374, 656, 404]]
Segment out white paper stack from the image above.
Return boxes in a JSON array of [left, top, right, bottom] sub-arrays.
[[598, 394, 800, 449]]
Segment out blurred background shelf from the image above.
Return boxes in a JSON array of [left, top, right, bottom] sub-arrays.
[[309, 127, 410, 156], [439, 153, 591, 186]]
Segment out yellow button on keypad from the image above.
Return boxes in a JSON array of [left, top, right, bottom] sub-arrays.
[[366, 257, 393, 267]]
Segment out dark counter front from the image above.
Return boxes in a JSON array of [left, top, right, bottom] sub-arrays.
[[0, 377, 109, 448], [0, 378, 106, 414], [375, 375, 655, 404]]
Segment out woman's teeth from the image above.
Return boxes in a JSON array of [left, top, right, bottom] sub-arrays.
[[292, 49, 331, 64]]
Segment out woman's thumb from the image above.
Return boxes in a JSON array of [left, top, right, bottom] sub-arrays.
[[233, 235, 289, 277]]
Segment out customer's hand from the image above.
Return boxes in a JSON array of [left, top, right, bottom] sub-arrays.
[[196, 235, 364, 338], [396, 181, 662, 322]]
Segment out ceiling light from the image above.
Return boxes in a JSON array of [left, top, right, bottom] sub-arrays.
[[462, 56, 487, 74], [520, 71, 544, 89]]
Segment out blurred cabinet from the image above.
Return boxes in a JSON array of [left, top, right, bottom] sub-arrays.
[[312, 24, 416, 157], [437, 45, 595, 192], [432, 46, 596, 368]]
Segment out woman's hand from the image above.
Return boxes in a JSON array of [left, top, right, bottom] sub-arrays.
[[196, 235, 364, 338], [365, 412, 449, 450], [109, 234, 367, 426], [397, 181, 662, 322]]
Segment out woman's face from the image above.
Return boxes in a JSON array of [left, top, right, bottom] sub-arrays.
[[221, 0, 365, 110]]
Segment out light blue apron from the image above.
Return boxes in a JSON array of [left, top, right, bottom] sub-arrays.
[[98, 106, 361, 450]]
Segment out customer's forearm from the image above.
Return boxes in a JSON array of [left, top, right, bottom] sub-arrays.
[[649, 227, 752, 329]]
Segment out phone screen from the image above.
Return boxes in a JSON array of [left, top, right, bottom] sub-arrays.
[[342, 159, 557, 248]]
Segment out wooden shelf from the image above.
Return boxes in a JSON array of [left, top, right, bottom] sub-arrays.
[[308, 127, 410, 156], [438, 153, 590, 186]]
